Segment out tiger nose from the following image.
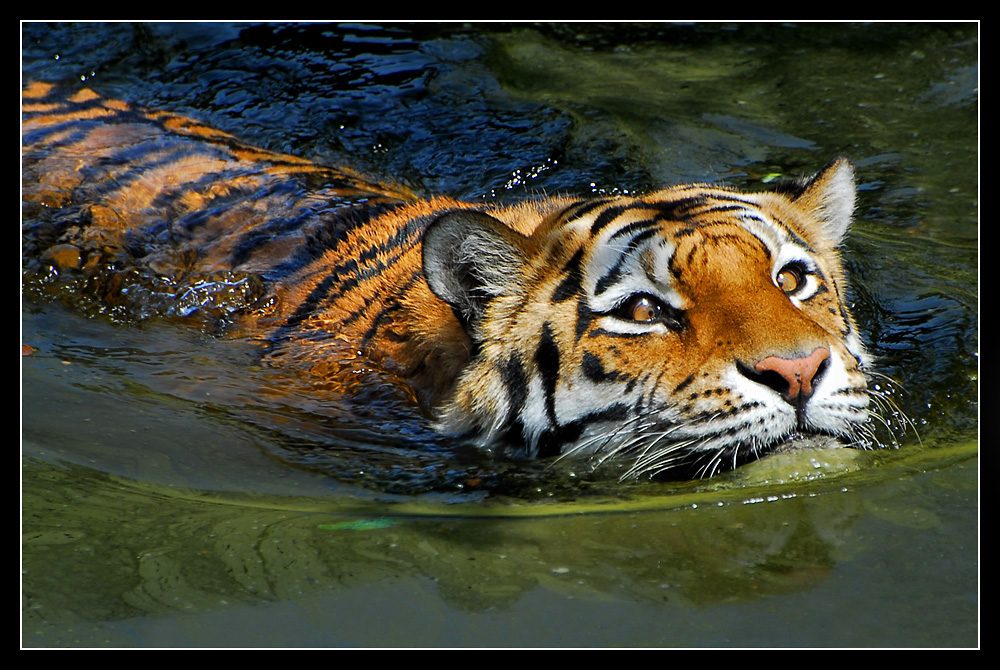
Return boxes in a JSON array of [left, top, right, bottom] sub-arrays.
[[743, 347, 831, 403]]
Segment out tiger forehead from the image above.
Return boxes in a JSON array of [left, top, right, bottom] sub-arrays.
[[669, 227, 774, 286], [548, 194, 782, 262], [552, 190, 782, 237]]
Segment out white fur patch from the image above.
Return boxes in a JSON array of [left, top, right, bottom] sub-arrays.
[[814, 161, 856, 243]]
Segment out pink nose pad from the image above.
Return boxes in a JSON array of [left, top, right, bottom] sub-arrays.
[[754, 347, 830, 401]]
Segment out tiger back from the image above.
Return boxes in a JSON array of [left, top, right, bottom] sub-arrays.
[[22, 81, 885, 479]]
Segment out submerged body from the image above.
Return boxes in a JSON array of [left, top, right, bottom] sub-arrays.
[[22, 81, 885, 479]]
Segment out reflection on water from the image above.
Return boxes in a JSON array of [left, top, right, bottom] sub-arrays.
[[22, 459, 861, 615], [21, 22, 977, 647], [22, 446, 977, 647]]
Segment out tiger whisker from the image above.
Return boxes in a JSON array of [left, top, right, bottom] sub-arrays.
[[866, 387, 921, 445], [693, 446, 727, 480], [864, 409, 904, 449], [618, 436, 697, 480], [603, 420, 690, 465], [627, 439, 702, 480], [553, 414, 660, 465]]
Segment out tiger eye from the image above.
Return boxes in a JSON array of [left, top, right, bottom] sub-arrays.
[[776, 266, 802, 293], [630, 296, 661, 322]]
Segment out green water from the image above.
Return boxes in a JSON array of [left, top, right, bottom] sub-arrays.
[[21, 22, 978, 647]]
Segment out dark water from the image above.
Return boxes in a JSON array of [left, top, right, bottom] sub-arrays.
[[21, 22, 978, 647]]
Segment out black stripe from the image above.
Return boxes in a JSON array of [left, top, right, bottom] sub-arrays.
[[839, 303, 852, 326], [589, 204, 633, 235], [272, 259, 366, 339], [22, 127, 94, 162], [551, 249, 584, 302], [180, 180, 297, 233], [22, 86, 78, 106], [549, 200, 587, 223], [581, 351, 626, 384], [21, 101, 120, 144], [335, 219, 425, 295], [229, 209, 322, 267], [689, 203, 748, 217], [268, 201, 404, 280], [152, 166, 261, 213], [647, 196, 706, 218], [89, 145, 222, 201], [311, 212, 427, 302], [593, 228, 658, 295], [668, 251, 684, 281], [686, 402, 762, 425], [274, 260, 356, 337], [669, 225, 770, 277], [694, 193, 759, 208], [594, 259, 627, 296], [501, 354, 529, 431], [358, 269, 424, 350], [607, 218, 659, 242], [535, 323, 560, 427], [739, 212, 814, 253], [535, 403, 632, 458], [753, 213, 814, 252], [499, 419, 528, 454], [536, 425, 579, 458], [275, 272, 340, 336], [359, 302, 401, 349], [692, 231, 770, 261], [575, 299, 592, 341], [673, 374, 695, 394], [589, 199, 697, 236], [234, 193, 402, 272], [559, 198, 611, 223]]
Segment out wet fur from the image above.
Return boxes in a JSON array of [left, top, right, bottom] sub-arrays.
[[22, 82, 896, 478]]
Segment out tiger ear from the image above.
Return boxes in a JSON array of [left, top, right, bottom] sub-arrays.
[[422, 210, 529, 333], [793, 157, 857, 244]]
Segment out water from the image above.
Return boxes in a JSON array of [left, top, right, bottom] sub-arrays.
[[21, 22, 978, 647]]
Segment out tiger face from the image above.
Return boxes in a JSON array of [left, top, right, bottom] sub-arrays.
[[423, 160, 875, 478]]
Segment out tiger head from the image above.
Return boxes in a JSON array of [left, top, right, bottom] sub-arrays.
[[421, 159, 878, 478]]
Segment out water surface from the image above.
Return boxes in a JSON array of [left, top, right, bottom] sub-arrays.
[[21, 22, 978, 647]]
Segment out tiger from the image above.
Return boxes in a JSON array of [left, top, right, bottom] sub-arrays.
[[21, 81, 889, 480]]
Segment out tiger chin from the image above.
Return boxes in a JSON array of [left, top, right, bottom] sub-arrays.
[[22, 83, 892, 481], [420, 160, 880, 479]]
